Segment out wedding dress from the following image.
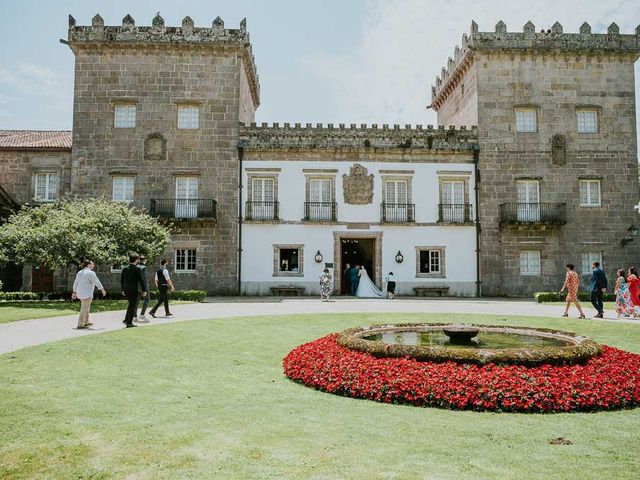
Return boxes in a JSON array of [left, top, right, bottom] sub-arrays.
[[355, 268, 386, 298]]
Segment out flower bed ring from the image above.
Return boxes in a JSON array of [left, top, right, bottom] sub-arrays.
[[337, 323, 602, 366]]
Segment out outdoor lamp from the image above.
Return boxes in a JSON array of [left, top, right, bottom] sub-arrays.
[[314, 250, 323, 263], [395, 250, 404, 263], [629, 225, 639, 237], [621, 225, 639, 247]]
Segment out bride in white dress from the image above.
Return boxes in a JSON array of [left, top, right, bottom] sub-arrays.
[[355, 266, 386, 298]]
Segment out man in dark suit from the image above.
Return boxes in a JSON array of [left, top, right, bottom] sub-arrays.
[[343, 263, 351, 295], [120, 254, 147, 328], [349, 264, 360, 296], [590, 261, 608, 318]]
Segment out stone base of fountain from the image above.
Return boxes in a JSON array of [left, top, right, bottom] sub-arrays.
[[442, 325, 480, 343]]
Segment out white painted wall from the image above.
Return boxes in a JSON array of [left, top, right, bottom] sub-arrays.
[[241, 160, 477, 296]]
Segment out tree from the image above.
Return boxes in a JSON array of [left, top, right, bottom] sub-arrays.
[[0, 198, 171, 270]]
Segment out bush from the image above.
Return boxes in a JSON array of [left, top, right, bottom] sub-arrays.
[[43, 290, 207, 302], [534, 291, 616, 303], [0, 291, 40, 301]]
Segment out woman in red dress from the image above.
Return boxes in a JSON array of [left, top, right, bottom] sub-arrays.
[[559, 263, 585, 318], [626, 267, 640, 318]]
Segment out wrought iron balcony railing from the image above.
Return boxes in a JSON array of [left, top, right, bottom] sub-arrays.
[[150, 198, 216, 220], [500, 202, 566, 225], [438, 203, 473, 223], [380, 203, 415, 223], [304, 202, 337, 222], [245, 201, 279, 221]]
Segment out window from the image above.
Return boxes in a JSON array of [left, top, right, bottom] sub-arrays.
[[515, 108, 537, 133], [581, 253, 602, 276], [249, 177, 276, 220], [416, 247, 445, 277], [273, 244, 304, 276], [114, 104, 136, 128], [307, 178, 334, 221], [112, 177, 135, 203], [384, 179, 410, 222], [110, 265, 125, 273], [516, 180, 540, 221], [175, 249, 197, 272], [34, 173, 59, 202], [577, 110, 598, 133], [177, 106, 199, 129], [175, 177, 199, 218], [520, 251, 541, 276], [440, 180, 466, 222], [579, 180, 601, 207]]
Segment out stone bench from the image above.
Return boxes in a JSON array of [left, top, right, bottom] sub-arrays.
[[270, 286, 306, 297], [414, 286, 450, 297]]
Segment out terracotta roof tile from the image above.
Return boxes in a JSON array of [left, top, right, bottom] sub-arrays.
[[0, 130, 72, 150]]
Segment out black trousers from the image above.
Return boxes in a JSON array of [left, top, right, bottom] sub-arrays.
[[150, 287, 170, 315], [140, 292, 150, 315], [590, 290, 604, 314], [123, 291, 139, 325], [350, 279, 359, 295]]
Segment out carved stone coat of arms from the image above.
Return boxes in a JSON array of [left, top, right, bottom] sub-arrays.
[[342, 163, 374, 205]]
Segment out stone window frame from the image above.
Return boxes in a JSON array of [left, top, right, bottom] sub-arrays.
[[437, 171, 472, 223], [520, 250, 541, 277], [175, 101, 202, 130], [113, 102, 137, 129], [381, 174, 413, 205], [273, 244, 304, 277], [246, 171, 280, 204], [172, 241, 200, 274], [415, 246, 446, 279], [576, 105, 601, 134], [514, 105, 539, 133], [578, 178, 602, 208], [32, 171, 61, 203], [111, 175, 136, 204], [175, 248, 197, 273], [304, 171, 337, 222]]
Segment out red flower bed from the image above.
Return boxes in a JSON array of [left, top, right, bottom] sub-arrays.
[[283, 334, 640, 413]]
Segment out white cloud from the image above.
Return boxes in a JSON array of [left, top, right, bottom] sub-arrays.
[[306, 0, 640, 126]]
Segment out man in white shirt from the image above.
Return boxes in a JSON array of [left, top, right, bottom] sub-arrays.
[[149, 259, 175, 318], [72, 260, 106, 329]]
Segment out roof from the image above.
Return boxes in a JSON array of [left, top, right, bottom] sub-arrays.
[[0, 130, 72, 150]]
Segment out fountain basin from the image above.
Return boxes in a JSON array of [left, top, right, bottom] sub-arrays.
[[337, 323, 601, 366]]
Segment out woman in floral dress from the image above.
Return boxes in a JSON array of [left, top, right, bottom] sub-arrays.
[[559, 263, 585, 318], [319, 268, 333, 302], [626, 267, 640, 318], [614, 269, 634, 318]]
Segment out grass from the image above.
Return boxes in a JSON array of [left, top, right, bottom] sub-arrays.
[[0, 300, 188, 324], [1, 313, 640, 479]]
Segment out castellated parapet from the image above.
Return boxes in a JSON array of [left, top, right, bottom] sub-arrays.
[[431, 20, 640, 108], [239, 122, 477, 151], [66, 13, 260, 107]]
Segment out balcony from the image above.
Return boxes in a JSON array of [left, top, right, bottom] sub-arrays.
[[150, 199, 216, 220], [500, 203, 566, 226], [304, 202, 337, 222], [245, 201, 279, 221], [381, 203, 415, 223], [438, 203, 473, 223]]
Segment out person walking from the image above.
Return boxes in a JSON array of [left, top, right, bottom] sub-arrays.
[[120, 254, 147, 328], [149, 259, 175, 318], [589, 261, 608, 318], [626, 267, 640, 319], [319, 267, 332, 302], [136, 255, 151, 323], [559, 263, 585, 319], [385, 272, 396, 299], [343, 263, 351, 295], [349, 264, 360, 296], [71, 260, 106, 329], [614, 269, 634, 319]]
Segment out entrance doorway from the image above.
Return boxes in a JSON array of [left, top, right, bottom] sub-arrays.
[[339, 237, 376, 294], [31, 265, 54, 292]]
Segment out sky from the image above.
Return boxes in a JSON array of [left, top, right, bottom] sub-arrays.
[[0, 0, 639, 134]]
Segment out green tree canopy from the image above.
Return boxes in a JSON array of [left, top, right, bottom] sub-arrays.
[[0, 198, 171, 270]]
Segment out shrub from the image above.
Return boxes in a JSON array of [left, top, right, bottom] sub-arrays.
[[0, 291, 40, 301], [43, 290, 207, 302], [535, 291, 616, 303]]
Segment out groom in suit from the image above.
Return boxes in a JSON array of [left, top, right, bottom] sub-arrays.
[[590, 261, 608, 318], [121, 254, 147, 328], [349, 264, 360, 296]]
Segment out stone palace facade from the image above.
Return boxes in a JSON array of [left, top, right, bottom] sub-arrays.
[[0, 14, 638, 296]]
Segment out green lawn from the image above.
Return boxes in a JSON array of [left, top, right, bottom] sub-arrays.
[[1, 313, 640, 479], [0, 300, 188, 324]]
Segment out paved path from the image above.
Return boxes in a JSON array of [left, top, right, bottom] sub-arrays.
[[1, 297, 637, 355]]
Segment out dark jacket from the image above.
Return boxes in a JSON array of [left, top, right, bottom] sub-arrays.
[[590, 268, 608, 292], [137, 263, 150, 291], [349, 267, 360, 282], [121, 263, 146, 294]]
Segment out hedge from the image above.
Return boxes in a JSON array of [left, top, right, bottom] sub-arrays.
[[534, 291, 616, 303], [0, 290, 207, 303], [336, 323, 602, 366]]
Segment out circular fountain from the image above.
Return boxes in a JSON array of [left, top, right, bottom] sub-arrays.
[[337, 323, 601, 365]]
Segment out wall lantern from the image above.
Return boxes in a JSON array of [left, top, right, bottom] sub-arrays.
[[314, 250, 323, 263], [621, 225, 639, 247], [395, 250, 404, 264]]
